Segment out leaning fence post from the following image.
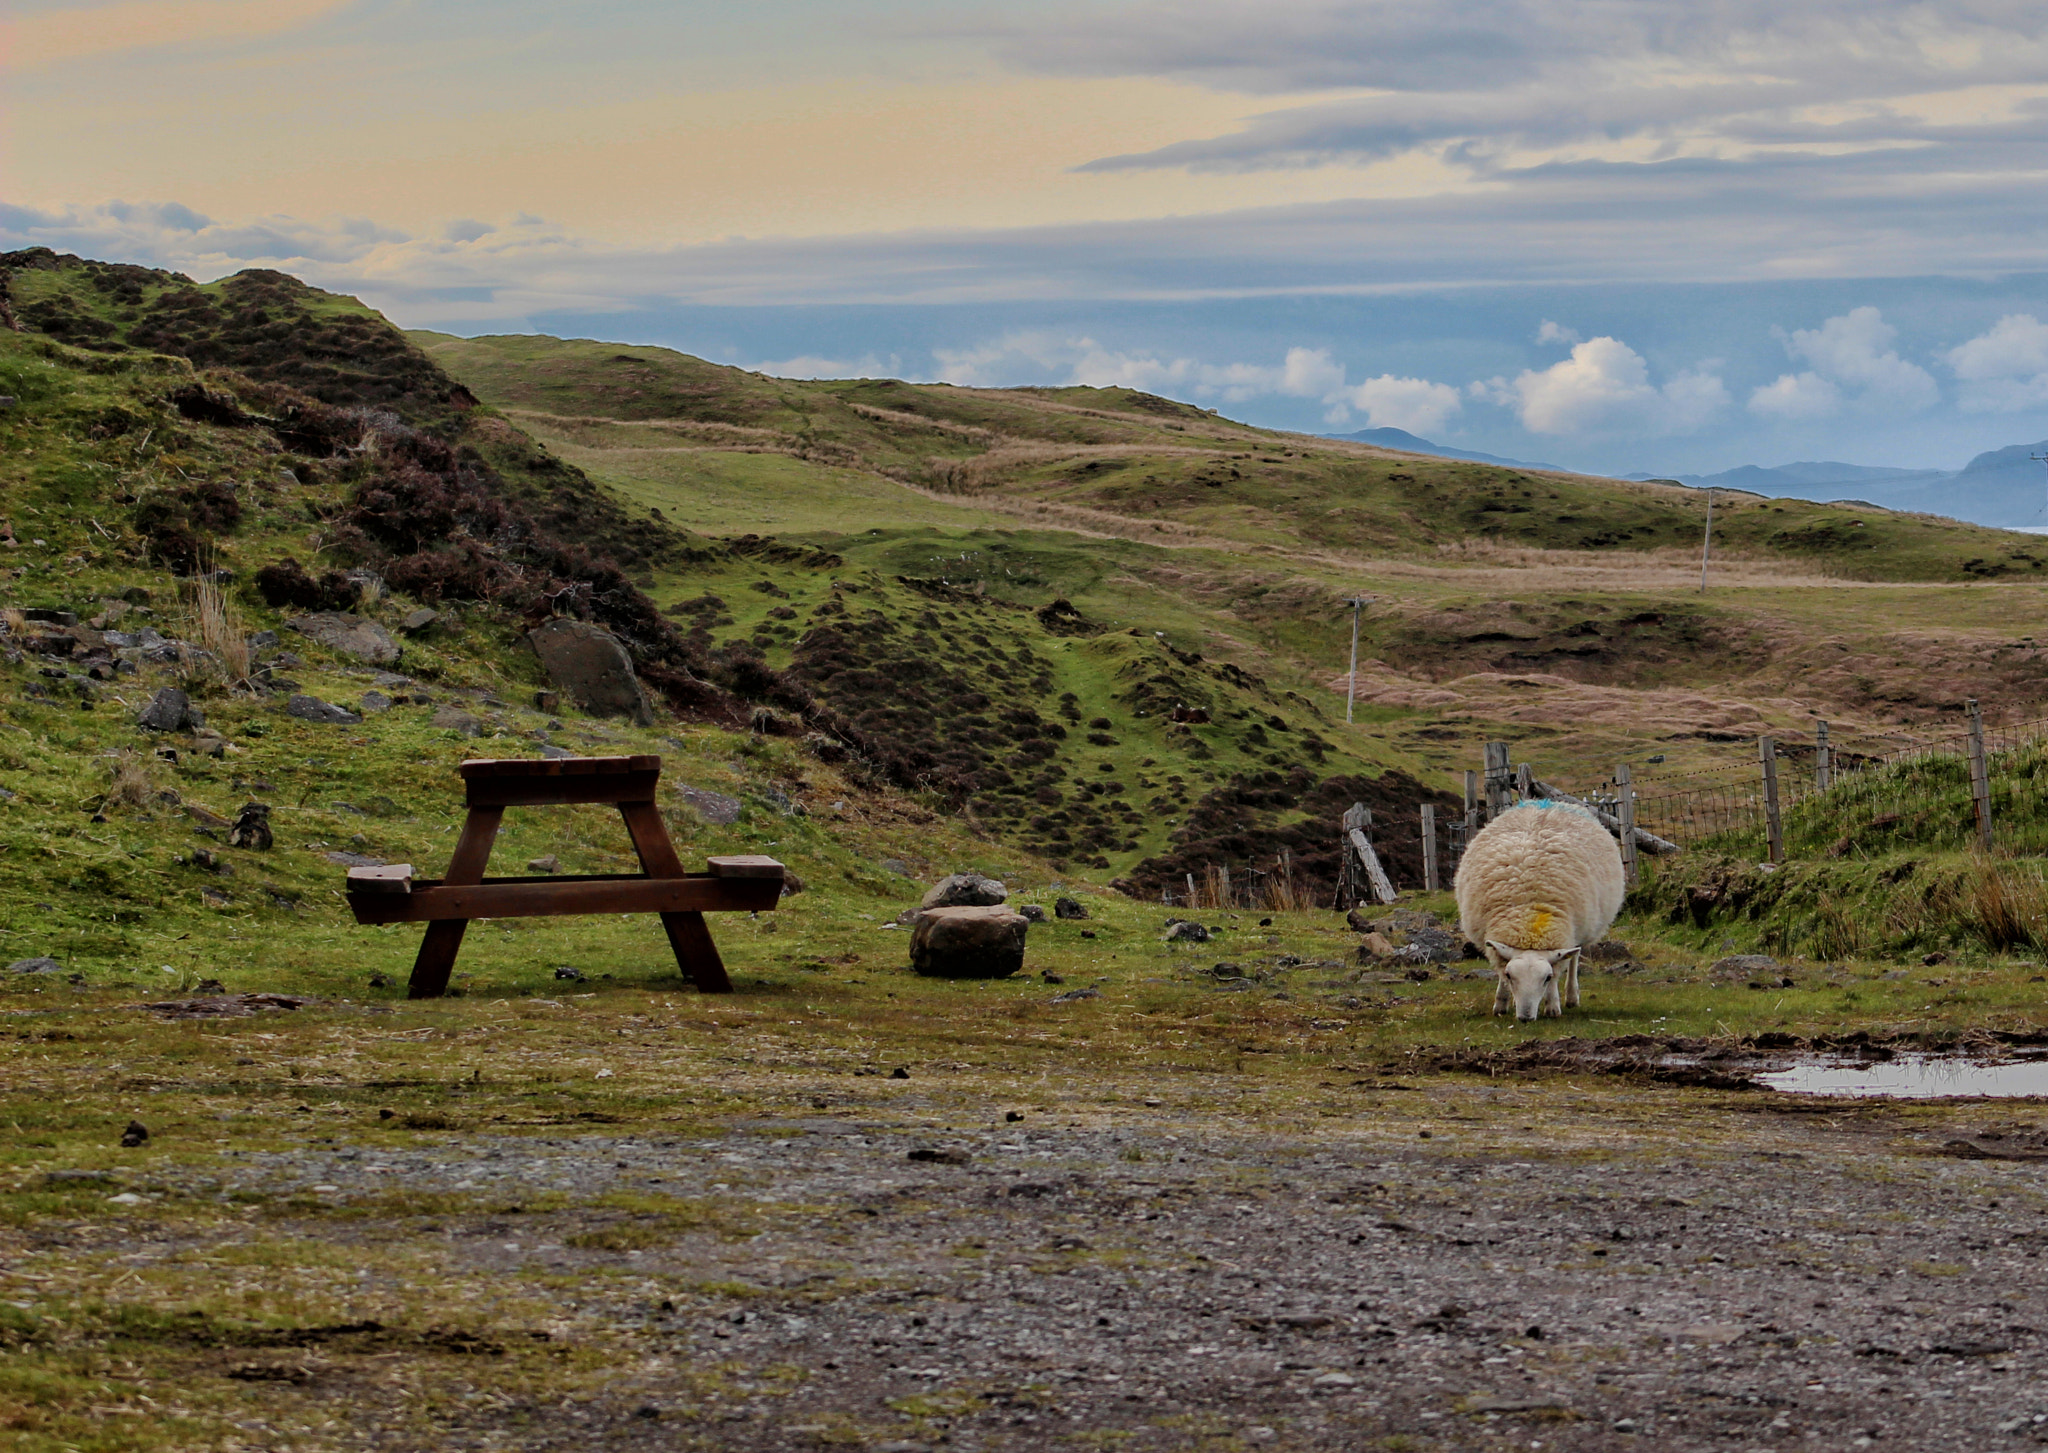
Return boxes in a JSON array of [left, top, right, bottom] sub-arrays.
[[1815, 720, 1832, 791], [1616, 763, 1639, 886], [1483, 743, 1511, 818], [1420, 804, 1439, 892], [1759, 736, 1784, 862], [1967, 698, 1994, 853]]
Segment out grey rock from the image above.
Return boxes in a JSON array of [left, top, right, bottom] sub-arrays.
[[8, 956, 60, 975], [540, 745, 577, 760], [287, 694, 363, 726], [528, 856, 560, 874], [920, 872, 1008, 909], [431, 706, 483, 737], [136, 687, 202, 732], [323, 851, 385, 868], [882, 858, 910, 877], [678, 784, 742, 826], [359, 691, 392, 713], [1708, 953, 1782, 979], [1053, 896, 1088, 920], [399, 607, 439, 633], [1018, 904, 1049, 923], [526, 618, 654, 725], [910, 906, 1029, 980], [370, 671, 410, 688], [248, 630, 279, 649], [227, 803, 273, 851], [1163, 920, 1211, 944], [286, 612, 401, 665], [1584, 940, 1635, 963]]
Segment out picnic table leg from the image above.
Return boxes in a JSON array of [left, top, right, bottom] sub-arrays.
[[406, 806, 504, 1000], [617, 801, 735, 993]]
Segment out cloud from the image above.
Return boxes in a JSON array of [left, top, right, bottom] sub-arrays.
[[1535, 320, 1580, 346], [1329, 375, 1463, 435], [8, 0, 352, 69], [1749, 306, 1938, 418], [1481, 336, 1726, 436], [753, 352, 903, 381], [1946, 314, 2048, 413], [1747, 371, 1842, 420]]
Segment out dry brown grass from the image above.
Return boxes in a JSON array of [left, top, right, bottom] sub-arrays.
[[0, 607, 24, 637], [181, 573, 252, 690], [103, 749, 156, 811]]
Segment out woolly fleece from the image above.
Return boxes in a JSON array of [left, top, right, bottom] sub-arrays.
[[1454, 801, 1625, 953]]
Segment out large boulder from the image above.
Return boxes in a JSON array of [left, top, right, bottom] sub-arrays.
[[920, 872, 1007, 910], [910, 906, 1029, 980], [287, 694, 362, 725], [526, 619, 654, 725], [287, 613, 400, 665]]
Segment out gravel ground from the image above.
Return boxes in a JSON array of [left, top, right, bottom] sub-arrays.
[[103, 1084, 2048, 1451]]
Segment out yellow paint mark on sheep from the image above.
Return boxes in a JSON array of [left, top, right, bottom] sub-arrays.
[[1528, 908, 1555, 939]]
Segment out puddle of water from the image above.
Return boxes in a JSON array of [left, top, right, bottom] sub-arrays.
[[1759, 1053, 2048, 1099]]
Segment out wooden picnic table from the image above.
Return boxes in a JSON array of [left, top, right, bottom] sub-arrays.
[[342, 754, 783, 999]]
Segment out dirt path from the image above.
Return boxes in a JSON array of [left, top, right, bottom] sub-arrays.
[[78, 1083, 2048, 1451]]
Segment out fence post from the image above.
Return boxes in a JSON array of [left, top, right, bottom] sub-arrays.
[[1464, 770, 1480, 835], [1968, 698, 1994, 853], [1420, 804, 1439, 892], [1815, 720, 1832, 792], [1516, 763, 1534, 802], [1759, 736, 1784, 863], [1483, 743, 1511, 818], [1616, 763, 1639, 886]]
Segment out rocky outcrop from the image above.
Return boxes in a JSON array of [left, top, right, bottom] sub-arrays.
[[920, 872, 1008, 910], [286, 694, 362, 725], [136, 687, 203, 732], [910, 906, 1029, 980], [287, 613, 401, 665], [526, 619, 654, 725]]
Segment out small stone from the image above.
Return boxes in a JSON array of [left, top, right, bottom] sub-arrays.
[[1708, 953, 1781, 979], [921, 872, 1008, 909], [528, 855, 560, 874], [532, 689, 560, 712], [430, 706, 482, 737], [1311, 1372, 1357, 1389], [1360, 931, 1396, 958], [910, 906, 1029, 979], [1017, 903, 1048, 922], [889, 1066, 910, 1080], [136, 686, 201, 732], [119, 1119, 149, 1147], [882, 858, 910, 876], [677, 784, 742, 826], [554, 966, 585, 981], [287, 612, 401, 665], [8, 956, 60, 975], [359, 691, 392, 713], [1923, 950, 1951, 966], [400, 607, 440, 634], [1163, 920, 1210, 944], [226, 803, 273, 850], [1345, 906, 1377, 933], [1053, 896, 1088, 920], [287, 694, 363, 726], [43, 1169, 116, 1186], [368, 972, 391, 988], [907, 1147, 970, 1165]]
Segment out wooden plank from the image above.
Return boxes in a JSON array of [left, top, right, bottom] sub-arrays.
[[708, 855, 789, 879], [1483, 742, 1511, 818], [1815, 720, 1833, 791], [657, 910, 733, 994], [465, 769, 659, 808], [1968, 698, 1994, 853], [1341, 802, 1370, 833], [1759, 737, 1784, 864], [615, 799, 736, 993], [354, 874, 782, 925], [1420, 805, 1439, 892], [459, 754, 659, 778], [1616, 764, 1639, 886], [346, 863, 413, 894], [1528, 778, 1682, 857], [1348, 827, 1397, 904]]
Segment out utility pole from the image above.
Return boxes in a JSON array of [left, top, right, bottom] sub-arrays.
[[1699, 486, 1715, 592], [1342, 595, 1370, 723], [2032, 452, 2048, 523]]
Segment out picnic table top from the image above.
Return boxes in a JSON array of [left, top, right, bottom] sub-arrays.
[[458, 754, 661, 778]]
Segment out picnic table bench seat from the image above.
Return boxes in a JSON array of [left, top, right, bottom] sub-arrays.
[[343, 755, 783, 999]]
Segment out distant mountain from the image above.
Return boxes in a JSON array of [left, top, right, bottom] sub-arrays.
[[1622, 448, 2048, 530], [1328, 426, 1566, 472]]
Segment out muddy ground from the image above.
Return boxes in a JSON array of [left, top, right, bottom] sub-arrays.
[[60, 1077, 2048, 1452]]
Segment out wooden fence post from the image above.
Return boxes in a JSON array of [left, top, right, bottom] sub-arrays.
[[1516, 763, 1534, 802], [1420, 804, 1439, 892], [1968, 698, 1994, 853], [1463, 771, 1479, 835], [1616, 763, 1639, 886], [1483, 743, 1511, 818], [1815, 720, 1832, 792], [1759, 736, 1784, 863], [1342, 802, 1397, 905]]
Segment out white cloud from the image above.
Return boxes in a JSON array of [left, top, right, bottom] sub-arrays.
[[1946, 314, 2048, 413], [1534, 319, 1580, 346], [1747, 370, 1842, 419], [1483, 336, 1726, 436], [753, 352, 903, 380], [1331, 374, 1463, 435], [1764, 306, 1939, 416]]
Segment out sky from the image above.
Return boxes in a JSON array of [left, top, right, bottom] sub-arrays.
[[9, 0, 2048, 475]]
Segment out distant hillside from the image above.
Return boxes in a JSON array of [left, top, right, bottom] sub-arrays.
[[1326, 426, 1566, 472], [1623, 448, 2048, 529]]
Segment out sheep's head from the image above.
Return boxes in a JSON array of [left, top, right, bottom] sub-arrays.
[[1487, 939, 1578, 1022]]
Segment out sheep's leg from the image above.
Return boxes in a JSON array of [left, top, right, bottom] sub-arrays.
[[1565, 954, 1581, 1009], [1545, 979, 1563, 1017], [1493, 973, 1510, 1016]]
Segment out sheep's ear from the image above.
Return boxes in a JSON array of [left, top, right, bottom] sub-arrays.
[[1485, 939, 1517, 963], [1553, 945, 1583, 964]]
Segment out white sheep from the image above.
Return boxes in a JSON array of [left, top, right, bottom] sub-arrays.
[[1454, 800, 1625, 1021]]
